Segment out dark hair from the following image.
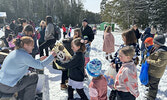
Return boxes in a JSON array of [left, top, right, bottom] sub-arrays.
[[72, 38, 86, 52], [22, 24, 34, 36], [45, 16, 53, 25], [13, 36, 34, 49], [119, 46, 135, 59], [122, 29, 137, 45], [20, 18, 27, 25], [62, 24, 65, 27]]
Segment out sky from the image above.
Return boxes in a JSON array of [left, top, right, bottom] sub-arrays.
[[83, 0, 102, 13]]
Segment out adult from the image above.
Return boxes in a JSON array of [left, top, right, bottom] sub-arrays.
[[150, 25, 157, 37], [39, 16, 56, 57], [80, 18, 94, 45], [15, 18, 27, 36], [0, 36, 56, 100], [4, 25, 14, 47], [38, 20, 48, 56], [62, 24, 67, 39], [9, 19, 17, 32], [132, 24, 141, 43], [141, 28, 154, 55], [21, 24, 39, 58]]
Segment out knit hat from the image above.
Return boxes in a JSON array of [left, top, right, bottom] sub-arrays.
[[82, 18, 88, 23], [153, 35, 166, 46], [144, 37, 153, 45], [83, 36, 89, 40], [86, 59, 102, 77]]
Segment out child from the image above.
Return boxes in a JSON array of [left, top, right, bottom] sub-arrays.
[[140, 37, 155, 64], [103, 26, 115, 61], [84, 35, 91, 66], [109, 29, 140, 100], [86, 59, 107, 100], [145, 34, 167, 100], [114, 46, 139, 100], [7, 34, 15, 50], [56, 38, 88, 100]]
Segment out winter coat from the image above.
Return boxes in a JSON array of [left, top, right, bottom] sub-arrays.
[[62, 26, 66, 32], [103, 32, 115, 53], [81, 25, 94, 42], [141, 28, 154, 51], [111, 43, 140, 72], [45, 23, 55, 41], [133, 29, 141, 40], [114, 61, 139, 97], [0, 48, 54, 87], [147, 46, 167, 78], [89, 75, 107, 100], [9, 22, 16, 32], [39, 27, 46, 43], [56, 52, 85, 82], [5, 29, 13, 38], [62, 37, 74, 56]]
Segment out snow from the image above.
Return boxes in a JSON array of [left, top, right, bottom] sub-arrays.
[[43, 30, 167, 100]]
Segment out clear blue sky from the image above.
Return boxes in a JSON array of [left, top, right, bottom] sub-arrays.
[[83, 0, 102, 13]]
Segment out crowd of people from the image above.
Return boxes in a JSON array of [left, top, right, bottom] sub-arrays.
[[0, 15, 166, 100]]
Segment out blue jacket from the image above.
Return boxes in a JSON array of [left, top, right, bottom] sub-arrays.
[[0, 48, 54, 87], [141, 28, 153, 51]]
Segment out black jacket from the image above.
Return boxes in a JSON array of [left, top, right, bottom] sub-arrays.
[[62, 37, 74, 56], [133, 29, 141, 40], [81, 25, 94, 42], [56, 52, 85, 82]]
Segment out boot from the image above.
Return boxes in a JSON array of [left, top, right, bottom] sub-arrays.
[[60, 84, 68, 90]]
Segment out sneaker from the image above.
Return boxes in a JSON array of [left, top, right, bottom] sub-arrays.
[[61, 84, 68, 90]]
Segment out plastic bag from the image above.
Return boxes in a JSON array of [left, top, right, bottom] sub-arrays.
[[139, 61, 149, 85], [104, 66, 117, 89]]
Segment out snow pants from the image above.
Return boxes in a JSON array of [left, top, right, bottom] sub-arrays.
[[0, 73, 38, 100], [68, 85, 88, 100], [145, 75, 160, 100], [116, 90, 135, 100]]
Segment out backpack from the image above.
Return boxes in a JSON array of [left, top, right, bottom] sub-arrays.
[[53, 24, 61, 40]]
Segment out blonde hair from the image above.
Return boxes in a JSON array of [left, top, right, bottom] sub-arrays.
[[119, 46, 135, 59], [13, 36, 34, 49], [40, 20, 46, 27], [105, 26, 112, 33]]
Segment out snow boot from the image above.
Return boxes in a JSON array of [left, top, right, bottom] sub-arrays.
[[61, 84, 68, 90]]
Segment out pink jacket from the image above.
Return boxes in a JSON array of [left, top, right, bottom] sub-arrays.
[[89, 75, 107, 100], [114, 61, 139, 97], [103, 32, 115, 53]]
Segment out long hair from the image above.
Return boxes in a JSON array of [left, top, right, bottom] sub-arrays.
[[72, 38, 86, 52], [45, 16, 53, 25], [22, 24, 34, 36], [122, 29, 137, 45], [105, 26, 112, 33]]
